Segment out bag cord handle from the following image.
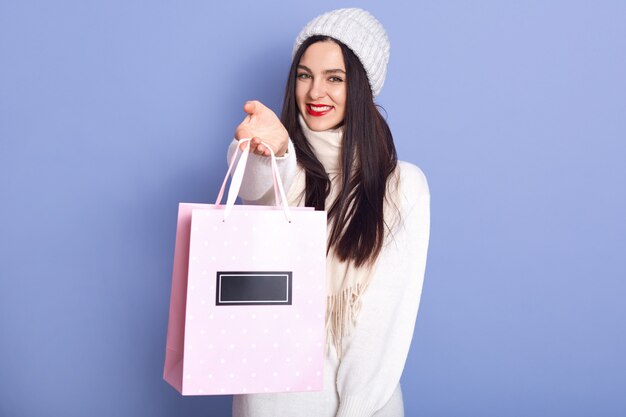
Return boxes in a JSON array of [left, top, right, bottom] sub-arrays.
[[215, 138, 291, 223]]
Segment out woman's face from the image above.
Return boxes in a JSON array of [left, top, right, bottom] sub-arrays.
[[296, 41, 347, 132]]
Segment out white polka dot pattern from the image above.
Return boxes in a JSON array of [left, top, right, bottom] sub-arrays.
[[165, 203, 327, 396]]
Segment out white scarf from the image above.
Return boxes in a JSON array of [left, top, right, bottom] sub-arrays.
[[286, 116, 376, 357]]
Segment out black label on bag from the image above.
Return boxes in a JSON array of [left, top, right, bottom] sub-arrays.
[[215, 271, 293, 306]]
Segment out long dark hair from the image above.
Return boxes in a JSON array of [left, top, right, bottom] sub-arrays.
[[281, 35, 398, 267]]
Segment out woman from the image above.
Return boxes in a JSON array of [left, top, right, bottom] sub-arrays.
[[228, 8, 430, 417]]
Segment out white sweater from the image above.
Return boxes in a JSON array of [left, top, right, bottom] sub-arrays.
[[228, 130, 430, 417]]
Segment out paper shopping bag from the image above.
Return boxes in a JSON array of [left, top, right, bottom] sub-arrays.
[[164, 139, 327, 396]]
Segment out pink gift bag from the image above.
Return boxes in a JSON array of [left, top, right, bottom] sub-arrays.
[[164, 139, 327, 396]]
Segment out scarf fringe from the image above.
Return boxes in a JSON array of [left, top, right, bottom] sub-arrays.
[[325, 283, 366, 358]]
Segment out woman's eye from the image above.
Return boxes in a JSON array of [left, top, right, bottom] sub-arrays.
[[329, 76, 344, 83], [297, 73, 311, 80]]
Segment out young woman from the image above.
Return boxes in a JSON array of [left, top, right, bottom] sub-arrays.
[[228, 8, 430, 417]]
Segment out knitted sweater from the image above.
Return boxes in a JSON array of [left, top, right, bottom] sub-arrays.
[[227, 124, 430, 417]]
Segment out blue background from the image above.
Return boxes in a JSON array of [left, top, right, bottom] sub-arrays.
[[1, 1, 625, 416]]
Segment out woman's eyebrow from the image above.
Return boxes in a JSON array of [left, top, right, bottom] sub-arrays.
[[298, 64, 346, 74], [324, 69, 346, 75]]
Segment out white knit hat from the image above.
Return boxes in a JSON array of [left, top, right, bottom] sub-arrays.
[[292, 8, 390, 98]]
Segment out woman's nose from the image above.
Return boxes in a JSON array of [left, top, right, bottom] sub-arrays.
[[308, 79, 326, 100]]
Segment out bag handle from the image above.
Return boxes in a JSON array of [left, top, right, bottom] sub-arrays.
[[216, 139, 282, 208], [215, 138, 291, 223]]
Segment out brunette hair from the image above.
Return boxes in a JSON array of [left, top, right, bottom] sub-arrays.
[[280, 35, 398, 267]]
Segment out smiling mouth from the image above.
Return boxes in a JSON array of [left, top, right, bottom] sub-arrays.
[[306, 104, 334, 116]]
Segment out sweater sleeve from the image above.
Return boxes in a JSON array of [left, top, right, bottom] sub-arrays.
[[335, 162, 431, 417], [226, 138, 297, 204]]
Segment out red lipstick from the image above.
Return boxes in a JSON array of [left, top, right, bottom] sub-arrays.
[[306, 104, 334, 117]]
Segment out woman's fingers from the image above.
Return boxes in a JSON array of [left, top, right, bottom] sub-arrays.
[[243, 100, 263, 117], [254, 140, 269, 156], [234, 99, 289, 157], [235, 124, 252, 141], [237, 137, 268, 156], [243, 101, 254, 115]]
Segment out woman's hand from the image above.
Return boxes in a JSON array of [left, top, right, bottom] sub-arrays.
[[234, 100, 289, 157]]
